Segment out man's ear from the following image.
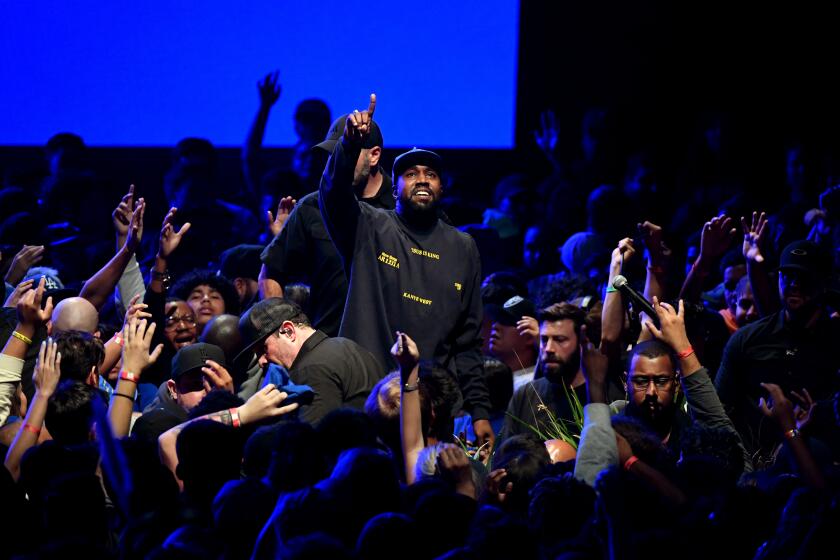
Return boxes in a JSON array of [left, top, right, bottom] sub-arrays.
[[369, 146, 382, 168], [281, 320, 296, 341], [233, 277, 247, 298], [167, 379, 178, 401]]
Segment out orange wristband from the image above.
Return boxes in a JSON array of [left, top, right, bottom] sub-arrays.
[[623, 455, 639, 471], [677, 346, 695, 360], [119, 370, 139, 383], [23, 423, 41, 435]]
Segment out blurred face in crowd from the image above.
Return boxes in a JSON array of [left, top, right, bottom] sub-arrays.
[[168, 370, 207, 412], [626, 354, 677, 437], [537, 319, 579, 383], [164, 301, 197, 350], [735, 282, 759, 327], [723, 264, 746, 313], [187, 284, 225, 330], [778, 269, 820, 316]]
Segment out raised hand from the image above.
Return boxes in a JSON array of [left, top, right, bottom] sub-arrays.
[[485, 468, 512, 504], [157, 207, 191, 259], [758, 383, 796, 432], [121, 318, 163, 376], [611, 237, 635, 270], [533, 110, 560, 160], [700, 214, 737, 261], [267, 196, 296, 237], [516, 315, 539, 339], [4, 279, 34, 308], [637, 221, 670, 264], [201, 359, 234, 393], [33, 338, 61, 398], [122, 293, 151, 327], [580, 325, 609, 389], [390, 330, 420, 374], [4, 245, 45, 285], [437, 444, 476, 497], [237, 383, 299, 424], [112, 184, 135, 240], [124, 196, 146, 253], [644, 297, 691, 355], [257, 71, 282, 108], [344, 94, 377, 145], [790, 388, 817, 432], [16, 277, 54, 327], [741, 211, 768, 264]]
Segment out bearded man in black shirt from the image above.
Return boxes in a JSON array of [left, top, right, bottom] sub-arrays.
[[318, 94, 494, 447]]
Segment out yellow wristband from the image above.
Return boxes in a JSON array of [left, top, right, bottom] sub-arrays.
[[12, 331, 33, 345]]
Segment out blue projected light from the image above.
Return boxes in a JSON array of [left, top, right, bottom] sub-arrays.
[[0, 1, 519, 148]]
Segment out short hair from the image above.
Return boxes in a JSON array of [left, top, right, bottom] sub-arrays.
[[537, 302, 586, 339], [365, 372, 401, 425], [54, 330, 105, 383], [172, 269, 240, 316], [419, 363, 462, 443], [627, 340, 676, 373], [294, 98, 332, 136], [46, 381, 106, 445]]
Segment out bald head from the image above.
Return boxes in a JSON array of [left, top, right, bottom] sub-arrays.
[[200, 314, 243, 366], [51, 297, 99, 334]]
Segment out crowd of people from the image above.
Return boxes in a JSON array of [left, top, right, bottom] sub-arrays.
[[1, 74, 839, 559]]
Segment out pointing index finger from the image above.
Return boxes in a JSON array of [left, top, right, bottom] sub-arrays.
[[367, 93, 376, 117]]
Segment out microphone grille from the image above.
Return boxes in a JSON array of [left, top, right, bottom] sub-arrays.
[[612, 275, 628, 289]]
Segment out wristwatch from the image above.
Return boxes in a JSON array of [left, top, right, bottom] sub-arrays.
[[151, 269, 172, 291]]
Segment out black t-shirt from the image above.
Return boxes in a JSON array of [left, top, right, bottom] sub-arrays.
[[289, 330, 383, 425], [319, 139, 491, 420], [261, 180, 394, 337]]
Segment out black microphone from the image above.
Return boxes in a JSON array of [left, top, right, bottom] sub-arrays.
[[612, 275, 659, 326]]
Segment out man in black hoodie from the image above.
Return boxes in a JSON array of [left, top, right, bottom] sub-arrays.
[[318, 95, 493, 447]]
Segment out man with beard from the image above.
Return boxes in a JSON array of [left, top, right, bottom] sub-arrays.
[[319, 95, 494, 447], [715, 240, 840, 464], [500, 303, 588, 442]]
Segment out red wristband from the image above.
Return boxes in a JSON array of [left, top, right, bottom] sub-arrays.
[[677, 346, 695, 360], [23, 423, 41, 435], [112, 334, 124, 347], [623, 455, 639, 471], [119, 370, 139, 383], [229, 408, 241, 428]]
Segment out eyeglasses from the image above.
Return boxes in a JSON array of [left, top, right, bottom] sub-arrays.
[[630, 375, 676, 391], [165, 315, 197, 329]]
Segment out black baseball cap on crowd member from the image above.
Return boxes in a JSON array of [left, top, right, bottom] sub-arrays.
[[236, 298, 306, 362], [314, 114, 384, 153], [778, 240, 833, 279], [171, 343, 226, 380], [218, 244, 263, 282], [391, 148, 443, 183], [485, 295, 537, 327]]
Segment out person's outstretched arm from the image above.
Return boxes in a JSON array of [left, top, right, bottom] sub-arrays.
[[243, 71, 282, 199], [394, 331, 423, 484], [741, 211, 778, 317], [319, 96, 376, 262], [679, 214, 736, 302]]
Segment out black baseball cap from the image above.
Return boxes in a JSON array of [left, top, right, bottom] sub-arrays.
[[391, 148, 443, 182], [314, 114, 384, 153], [778, 240, 832, 278], [218, 244, 263, 281], [236, 298, 306, 362], [171, 343, 226, 380], [485, 295, 537, 326]]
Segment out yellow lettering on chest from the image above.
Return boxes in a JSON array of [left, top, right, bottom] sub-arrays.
[[377, 251, 400, 269], [410, 247, 440, 260], [402, 291, 433, 306]]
